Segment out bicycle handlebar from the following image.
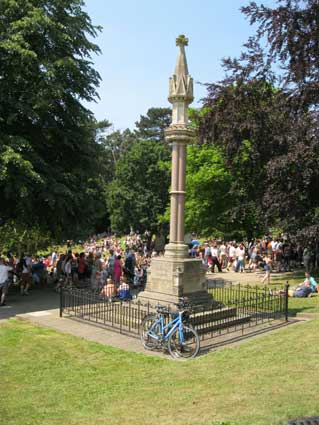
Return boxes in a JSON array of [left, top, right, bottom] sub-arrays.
[[154, 298, 192, 314], [173, 297, 191, 310]]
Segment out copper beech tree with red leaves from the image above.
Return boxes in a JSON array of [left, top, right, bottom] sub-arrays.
[[199, 0, 319, 240]]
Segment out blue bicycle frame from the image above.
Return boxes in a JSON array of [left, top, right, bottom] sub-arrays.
[[147, 311, 185, 344]]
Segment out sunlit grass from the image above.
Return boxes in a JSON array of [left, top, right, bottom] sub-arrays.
[[1, 319, 319, 425]]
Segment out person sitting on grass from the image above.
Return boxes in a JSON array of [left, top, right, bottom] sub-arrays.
[[100, 278, 116, 302], [118, 277, 132, 301], [288, 280, 313, 298], [304, 272, 318, 295], [272, 277, 315, 298], [286, 273, 318, 297]]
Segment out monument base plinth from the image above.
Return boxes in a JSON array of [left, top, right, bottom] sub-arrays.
[[138, 252, 214, 310]]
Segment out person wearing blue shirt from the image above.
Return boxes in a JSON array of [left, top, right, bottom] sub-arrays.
[[304, 272, 318, 294], [285, 273, 319, 298]]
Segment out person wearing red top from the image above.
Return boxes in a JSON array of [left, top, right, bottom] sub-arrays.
[[113, 255, 122, 286]]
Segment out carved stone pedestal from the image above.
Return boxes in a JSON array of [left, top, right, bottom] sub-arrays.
[[138, 247, 213, 309]]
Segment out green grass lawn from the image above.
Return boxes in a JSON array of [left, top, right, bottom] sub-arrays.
[[1, 319, 319, 425], [288, 295, 319, 316]]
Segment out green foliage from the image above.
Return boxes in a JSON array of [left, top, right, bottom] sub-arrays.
[[0, 0, 109, 241], [185, 145, 234, 237], [107, 141, 171, 235], [134, 107, 171, 141], [97, 128, 136, 178], [0, 220, 50, 255], [199, 79, 290, 238]]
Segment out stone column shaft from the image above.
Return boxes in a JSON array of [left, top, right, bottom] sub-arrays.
[[169, 142, 186, 244], [177, 143, 186, 243], [169, 143, 179, 243]]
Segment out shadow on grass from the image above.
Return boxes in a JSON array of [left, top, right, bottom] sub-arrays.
[[199, 319, 301, 354], [288, 295, 319, 316]]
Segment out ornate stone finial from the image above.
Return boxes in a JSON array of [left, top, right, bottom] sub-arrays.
[[167, 35, 194, 127], [176, 34, 188, 47]]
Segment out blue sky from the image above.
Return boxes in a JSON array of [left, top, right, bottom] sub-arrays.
[[83, 0, 277, 131]]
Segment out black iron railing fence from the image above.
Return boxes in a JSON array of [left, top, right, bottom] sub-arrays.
[[60, 288, 150, 336], [60, 283, 289, 342]]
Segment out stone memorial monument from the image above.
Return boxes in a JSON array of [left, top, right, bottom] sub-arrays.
[[139, 35, 212, 307]]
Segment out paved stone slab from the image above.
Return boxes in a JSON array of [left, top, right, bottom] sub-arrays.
[[17, 308, 167, 359], [27, 311, 53, 317]]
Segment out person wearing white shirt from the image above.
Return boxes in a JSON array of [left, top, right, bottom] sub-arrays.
[[20, 255, 32, 295], [211, 245, 222, 272], [235, 245, 246, 272], [227, 243, 236, 271], [0, 257, 13, 306]]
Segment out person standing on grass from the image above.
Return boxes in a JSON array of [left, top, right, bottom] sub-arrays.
[[113, 255, 123, 287], [261, 256, 272, 284], [219, 242, 227, 269], [0, 257, 13, 306], [235, 243, 246, 273], [32, 257, 46, 287], [77, 253, 86, 281], [20, 254, 32, 295], [211, 244, 222, 272], [303, 246, 312, 273], [107, 249, 116, 280], [227, 242, 236, 271]]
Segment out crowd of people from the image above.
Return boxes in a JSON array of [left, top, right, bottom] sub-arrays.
[[191, 237, 319, 274], [0, 232, 151, 306], [0, 232, 319, 306]]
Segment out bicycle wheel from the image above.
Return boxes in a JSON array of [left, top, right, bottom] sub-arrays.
[[140, 315, 160, 350], [168, 324, 200, 359]]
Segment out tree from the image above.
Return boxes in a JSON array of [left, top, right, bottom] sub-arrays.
[[199, 0, 319, 239], [241, 0, 319, 109], [97, 128, 136, 178], [199, 80, 289, 237], [185, 144, 236, 238], [134, 108, 171, 141], [236, 0, 319, 237], [0, 0, 108, 240], [107, 141, 171, 235]]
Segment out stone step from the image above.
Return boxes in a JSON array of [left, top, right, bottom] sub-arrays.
[[190, 307, 238, 326], [194, 315, 251, 335], [207, 278, 233, 288], [65, 301, 239, 325]]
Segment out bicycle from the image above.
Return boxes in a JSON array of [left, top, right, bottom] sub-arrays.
[[140, 298, 200, 359]]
